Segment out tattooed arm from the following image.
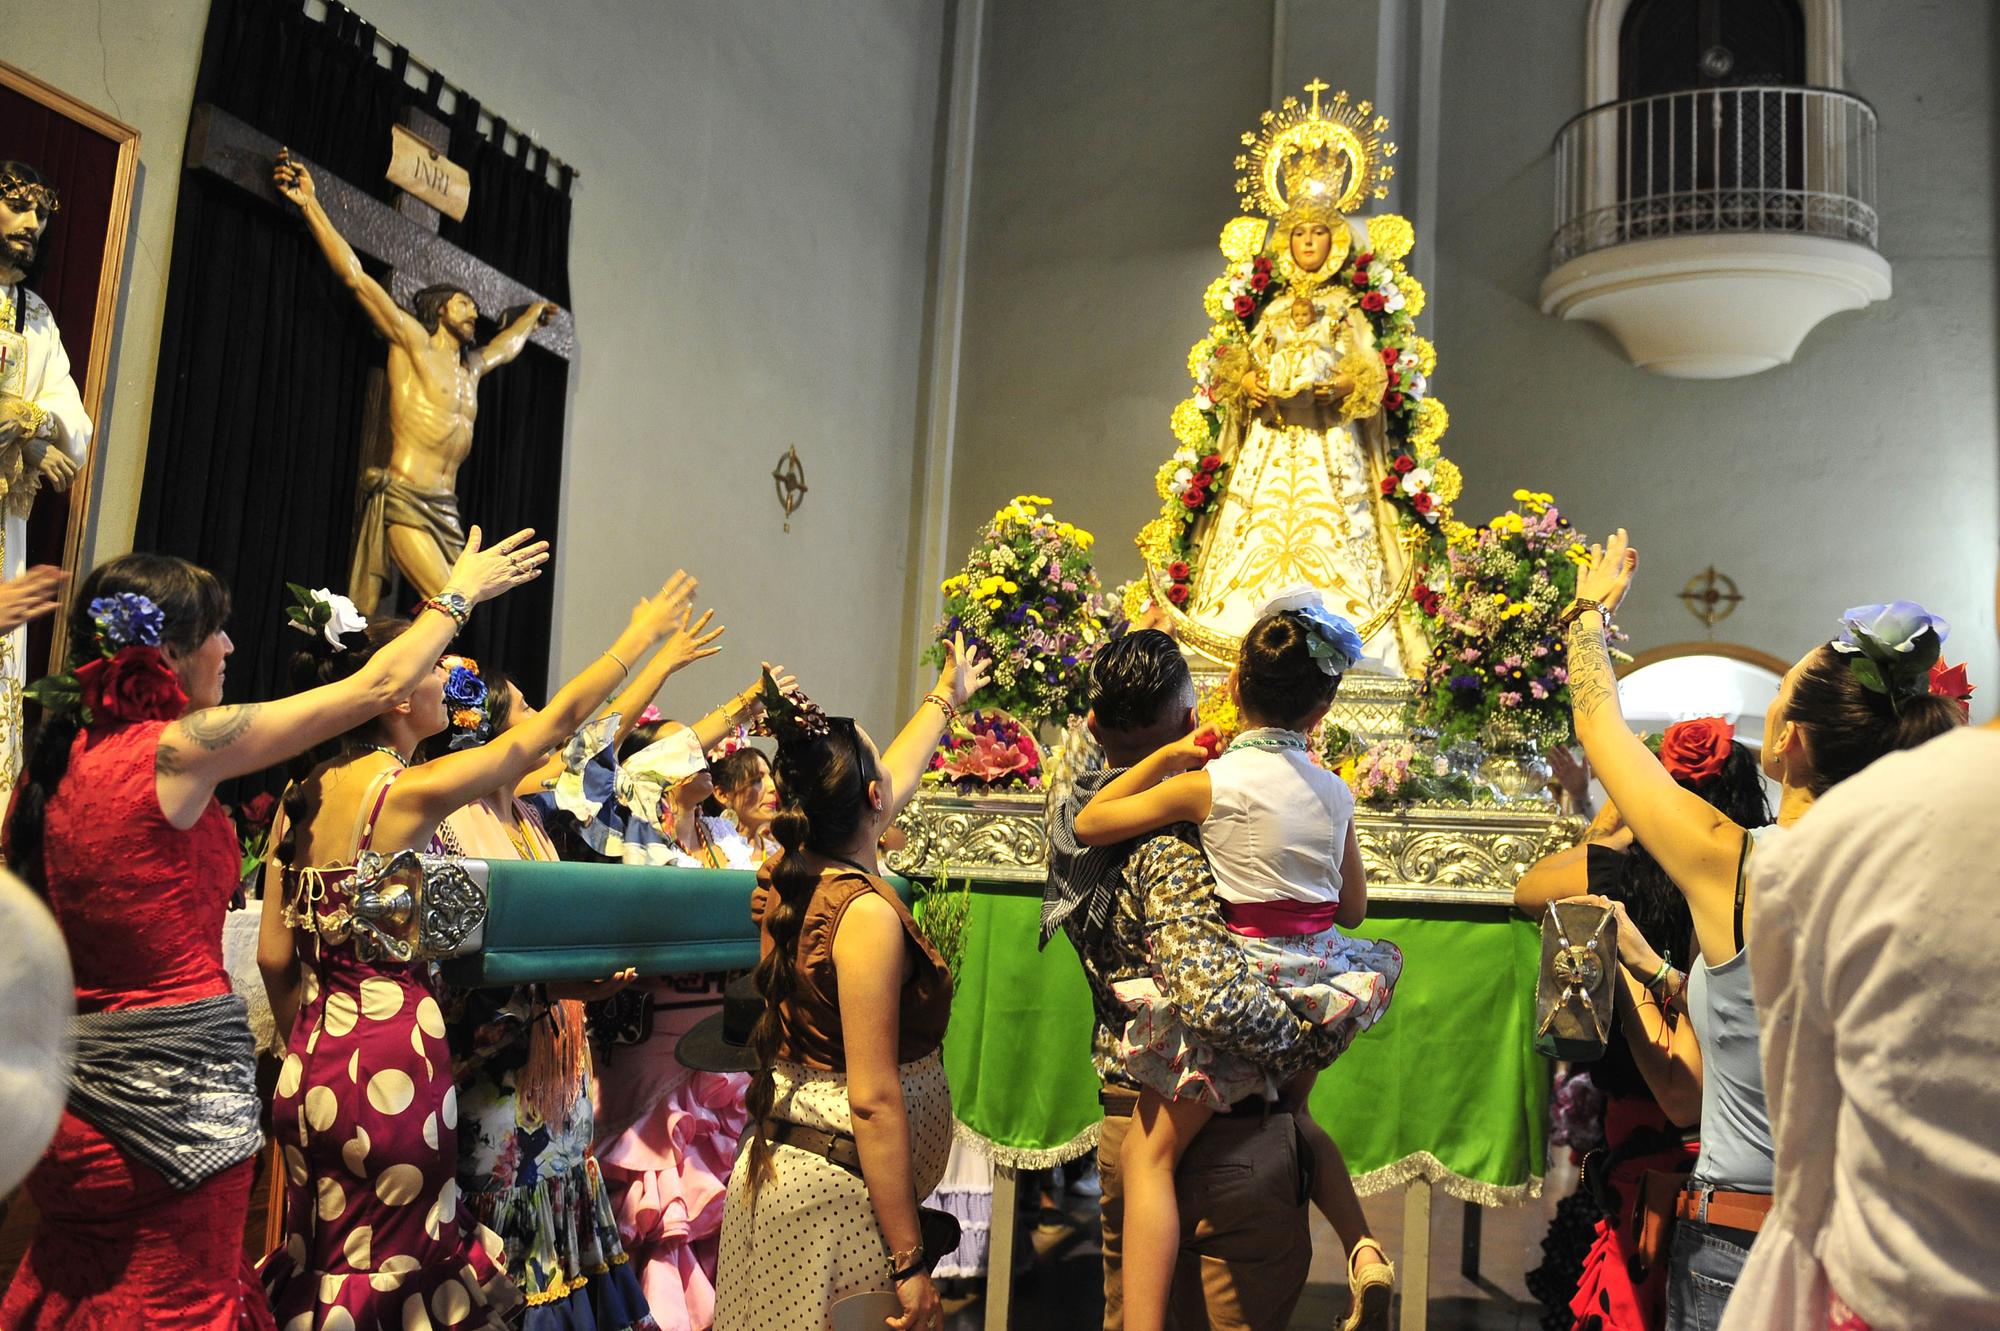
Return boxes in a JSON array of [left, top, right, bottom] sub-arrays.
[[1566, 532, 1745, 953]]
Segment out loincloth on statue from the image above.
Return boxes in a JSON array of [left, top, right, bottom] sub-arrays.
[[348, 467, 467, 614]]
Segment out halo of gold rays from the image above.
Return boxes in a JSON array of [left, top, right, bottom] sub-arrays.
[[1233, 80, 1396, 219]]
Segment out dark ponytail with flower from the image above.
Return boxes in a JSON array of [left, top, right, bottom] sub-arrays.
[[742, 676, 879, 1199], [8, 554, 229, 895], [273, 619, 409, 872]]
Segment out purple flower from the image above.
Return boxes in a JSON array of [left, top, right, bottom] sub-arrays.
[[1450, 674, 1481, 692]]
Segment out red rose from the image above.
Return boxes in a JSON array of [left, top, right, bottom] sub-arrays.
[[75, 647, 189, 726], [1361, 291, 1388, 312], [1350, 272, 1369, 289], [1166, 583, 1190, 606], [1385, 391, 1404, 411], [1411, 491, 1435, 515], [1379, 476, 1398, 496], [1253, 256, 1272, 274], [1392, 455, 1415, 474], [1357, 252, 1375, 266], [241, 791, 278, 827], [1387, 369, 1402, 388], [1181, 489, 1205, 509], [1232, 294, 1256, 317], [1659, 717, 1735, 787], [1249, 272, 1270, 292], [1930, 659, 1974, 702], [1198, 454, 1223, 473], [1167, 561, 1191, 581], [1382, 346, 1401, 365]]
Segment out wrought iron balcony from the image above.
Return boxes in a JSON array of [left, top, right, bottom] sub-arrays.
[[1540, 85, 1888, 378]]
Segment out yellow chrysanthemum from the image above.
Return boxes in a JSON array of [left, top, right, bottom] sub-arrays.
[[941, 574, 968, 595], [1511, 488, 1554, 515], [1187, 335, 1220, 382], [1397, 272, 1427, 318], [1155, 456, 1183, 502], [1491, 512, 1526, 536], [986, 598, 1004, 610], [1219, 215, 1268, 262], [1565, 543, 1592, 567], [1202, 276, 1234, 322], [1443, 519, 1478, 550], [1197, 685, 1243, 745], [1073, 527, 1095, 550], [1407, 335, 1437, 377], [1137, 516, 1177, 566], [1366, 213, 1416, 264], [1431, 457, 1463, 505], [1121, 578, 1153, 623], [1170, 398, 1210, 446], [1410, 397, 1449, 448]]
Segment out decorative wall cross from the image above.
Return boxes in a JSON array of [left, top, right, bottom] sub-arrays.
[[1679, 565, 1743, 631]]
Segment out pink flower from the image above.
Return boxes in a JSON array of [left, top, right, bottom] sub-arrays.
[[1500, 691, 1524, 707], [1530, 681, 1549, 700]]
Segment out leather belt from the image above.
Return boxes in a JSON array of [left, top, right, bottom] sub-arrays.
[[1099, 1087, 1280, 1120], [1675, 1185, 1772, 1233], [768, 1118, 862, 1177]]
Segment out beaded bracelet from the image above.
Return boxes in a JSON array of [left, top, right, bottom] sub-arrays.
[[419, 592, 471, 632], [922, 692, 959, 726]]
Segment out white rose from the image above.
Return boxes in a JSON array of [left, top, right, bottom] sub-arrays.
[[313, 588, 367, 647]]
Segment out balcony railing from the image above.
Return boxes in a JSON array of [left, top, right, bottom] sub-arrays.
[[1550, 85, 1879, 267]]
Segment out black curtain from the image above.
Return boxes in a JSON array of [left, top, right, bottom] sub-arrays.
[[135, 0, 571, 718]]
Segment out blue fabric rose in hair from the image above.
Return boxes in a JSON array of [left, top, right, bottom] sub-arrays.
[[443, 665, 487, 711], [1832, 600, 1948, 704], [88, 594, 165, 654], [1256, 584, 1365, 675]]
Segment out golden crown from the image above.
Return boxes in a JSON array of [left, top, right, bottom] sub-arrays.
[[1233, 80, 1395, 220]]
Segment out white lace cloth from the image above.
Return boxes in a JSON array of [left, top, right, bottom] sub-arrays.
[[221, 906, 281, 1055]]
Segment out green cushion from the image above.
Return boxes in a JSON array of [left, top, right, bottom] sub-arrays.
[[437, 861, 913, 986]]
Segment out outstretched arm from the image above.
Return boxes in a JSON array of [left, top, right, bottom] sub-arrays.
[[876, 634, 992, 819], [154, 527, 549, 827], [273, 151, 423, 346], [473, 301, 557, 374], [385, 573, 698, 840], [1565, 531, 1745, 959]]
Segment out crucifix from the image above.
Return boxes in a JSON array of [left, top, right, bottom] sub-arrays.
[[185, 102, 573, 613]]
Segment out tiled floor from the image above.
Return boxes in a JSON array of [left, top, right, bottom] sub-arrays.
[[947, 1161, 1573, 1331]]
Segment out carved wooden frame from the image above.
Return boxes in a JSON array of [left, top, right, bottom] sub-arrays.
[[0, 60, 139, 665]]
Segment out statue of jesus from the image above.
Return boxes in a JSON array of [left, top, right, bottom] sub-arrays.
[[274, 150, 555, 614]]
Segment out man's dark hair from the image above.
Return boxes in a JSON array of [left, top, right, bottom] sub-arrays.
[[1087, 629, 1194, 734], [411, 283, 475, 336]]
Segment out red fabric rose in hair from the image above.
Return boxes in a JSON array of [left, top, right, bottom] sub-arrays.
[[75, 647, 189, 726], [1930, 659, 1974, 714], [1660, 716, 1734, 786]]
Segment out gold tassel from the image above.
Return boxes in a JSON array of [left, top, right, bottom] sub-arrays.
[[518, 994, 588, 1131]]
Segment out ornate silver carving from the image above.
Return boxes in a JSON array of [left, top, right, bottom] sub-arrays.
[[347, 849, 422, 963], [344, 849, 490, 962], [417, 855, 489, 958], [890, 784, 1581, 905]]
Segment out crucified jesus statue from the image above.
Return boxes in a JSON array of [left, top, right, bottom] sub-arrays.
[[274, 149, 555, 614]]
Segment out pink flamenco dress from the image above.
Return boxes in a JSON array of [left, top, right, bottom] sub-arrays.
[[1, 714, 275, 1331], [259, 771, 518, 1330], [591, 976, 750, 1331]]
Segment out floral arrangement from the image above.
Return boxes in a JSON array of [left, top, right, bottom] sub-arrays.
[[26, 592, 189, 727], [1138, 212, 1461, 598], [439, 653, 491, 749], [1195, 678, 1244, 746], [224, 790, 279, 888], [1406, 491, 1592, 751], [925, 710, 1043, 794], [929, 495, 1114, 726], [1330, 734, 1485, 808]]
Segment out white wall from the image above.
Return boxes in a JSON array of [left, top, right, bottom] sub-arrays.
[[5, 0, 947, 733], [947, 0, 1998, 719]]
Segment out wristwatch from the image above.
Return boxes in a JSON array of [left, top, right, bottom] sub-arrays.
[[1557, 597, 1606, 629], [422, 590, 472, 631]]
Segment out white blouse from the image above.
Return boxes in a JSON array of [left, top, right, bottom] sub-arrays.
[[1201, 739, 1352, 907]]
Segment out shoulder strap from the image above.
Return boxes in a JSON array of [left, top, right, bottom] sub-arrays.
[[356, 771, 400, 853], [1731, 829, 1753, 956]]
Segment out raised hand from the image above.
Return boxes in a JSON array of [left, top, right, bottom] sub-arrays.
[[933, 632, 993, 709], [0, 565, 67, 634], [626, 571, 699, 646], [272, 149, 316, 206], [656, 607, 725, 676], [443, 526, 550, 605], [1576, 528, 1638, 615]]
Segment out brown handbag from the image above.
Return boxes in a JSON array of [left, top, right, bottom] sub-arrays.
[[1534, 899, 1617, 1062]]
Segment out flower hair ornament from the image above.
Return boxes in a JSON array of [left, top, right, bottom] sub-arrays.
[[25, 592, 189, 727], [1831, 601, 1949, 714], [1658, 716, 1734, 787], [439, 655, 491, 750], [757, 667, 829, 744], [284, 583, 368, 650], [1256, 584, 1366, 675]]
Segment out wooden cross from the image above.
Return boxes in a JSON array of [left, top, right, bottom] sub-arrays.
[[183, 101, 574, 359]]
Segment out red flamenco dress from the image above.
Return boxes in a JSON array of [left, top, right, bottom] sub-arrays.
[[0, 717, 275, 1331], [258, 771, 517, 1330]]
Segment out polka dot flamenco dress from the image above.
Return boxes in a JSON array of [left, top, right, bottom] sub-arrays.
[[260, 773, 518, 1330]]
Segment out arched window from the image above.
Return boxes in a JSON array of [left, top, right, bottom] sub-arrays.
[[1619, 0, 1805, 96]]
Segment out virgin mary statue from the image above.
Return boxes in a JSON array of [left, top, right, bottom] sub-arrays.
[[1147, 86, 1430, 673]]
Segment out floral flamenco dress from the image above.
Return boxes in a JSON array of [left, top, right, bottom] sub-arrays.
[[435, 797, 657, 1331], [1, 716, 273, 1331], [261, 771, 517, 1330]]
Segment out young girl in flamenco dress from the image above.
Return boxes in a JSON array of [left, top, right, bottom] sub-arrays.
[[1074, 585, 1404, 1331]]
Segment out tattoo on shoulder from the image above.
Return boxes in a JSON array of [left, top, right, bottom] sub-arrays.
[[155, 739, 187, 777], [179, 703, 263, 751], [1566, 621, 1615, 717]]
